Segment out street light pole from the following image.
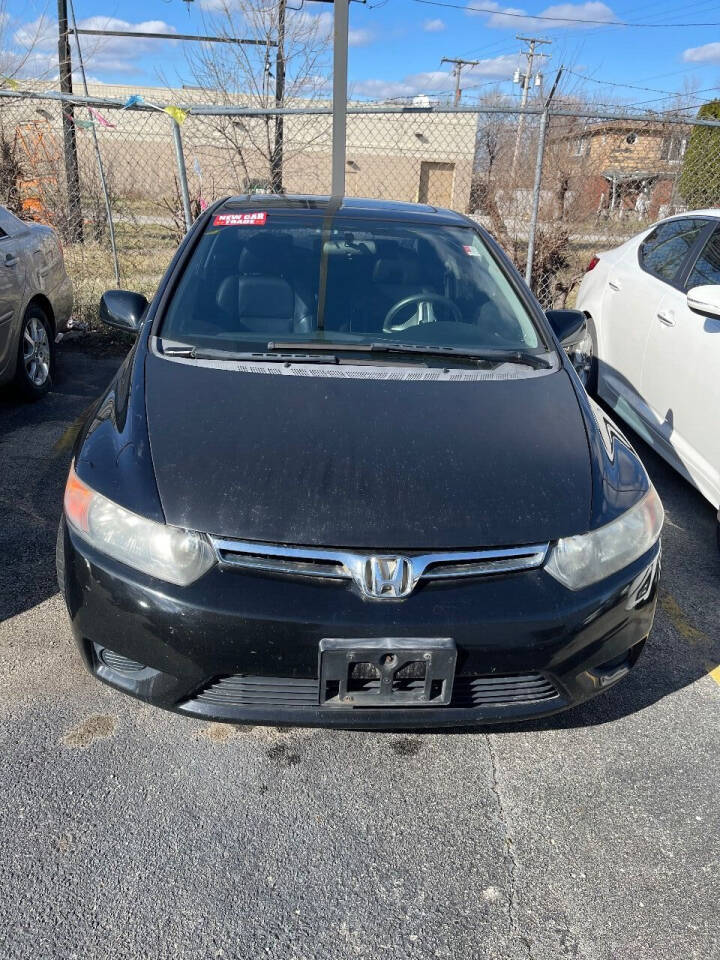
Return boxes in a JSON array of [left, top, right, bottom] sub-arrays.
[[331, 0, 349, 197], [57, 0, 83, 242]]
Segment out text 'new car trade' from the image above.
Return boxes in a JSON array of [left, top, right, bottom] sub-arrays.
[[58, 196, 663, 728]]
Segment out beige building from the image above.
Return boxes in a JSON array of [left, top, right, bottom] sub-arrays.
[[2, 81, 478, 215]]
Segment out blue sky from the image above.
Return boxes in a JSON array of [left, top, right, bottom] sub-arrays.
[[3, 0, 720, 108]]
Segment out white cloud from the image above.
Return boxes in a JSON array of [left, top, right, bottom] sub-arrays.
[[351, 54, 519, 99], [197, 0, 243, 10], [683, 42, 720, 64], [349, 28, 374, 47], [467, 1, 616, 30], [12, 16, 179, 76], [423, 18, 446, 31]]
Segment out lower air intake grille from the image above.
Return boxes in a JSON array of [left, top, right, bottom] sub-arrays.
[[194, 675, 320, 709], [451, 673, 559, 706], [192, 672, 559, 709]]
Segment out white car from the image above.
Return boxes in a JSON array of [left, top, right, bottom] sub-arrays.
[[576, 210, 720, 541]]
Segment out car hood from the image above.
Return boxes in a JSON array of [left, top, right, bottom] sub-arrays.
[[144, 354, 592, 549]]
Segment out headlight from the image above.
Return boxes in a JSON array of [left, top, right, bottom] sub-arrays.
[[64, 463, 216, 586], [545, 486, 663, 591]]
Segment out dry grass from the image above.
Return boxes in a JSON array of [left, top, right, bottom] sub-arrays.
[[64, 221, 178, 329]]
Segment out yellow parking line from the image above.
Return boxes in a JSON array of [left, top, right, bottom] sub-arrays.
[[660, 590, 719, 688], [51, 403, 95, 457], [659, 591, 710, 647], [707, 664, 720, 688]]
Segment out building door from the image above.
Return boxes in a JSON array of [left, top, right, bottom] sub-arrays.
[[418, 162, 455, 207]]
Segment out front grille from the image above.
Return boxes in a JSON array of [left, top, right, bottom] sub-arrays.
[[211, 538, 549, 599], [190, 672, 559, 710]]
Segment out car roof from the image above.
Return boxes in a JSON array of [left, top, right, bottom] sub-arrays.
[[219, 194, 469, 226], [663, 208, 720, 220]]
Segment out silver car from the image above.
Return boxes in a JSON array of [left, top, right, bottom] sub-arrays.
[[0, 205, 73, 400]]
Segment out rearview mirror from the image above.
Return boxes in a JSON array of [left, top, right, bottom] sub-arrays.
[[687, 285, 720, 320], [545, 309, 587, 347], [99, 290, 149, 334]]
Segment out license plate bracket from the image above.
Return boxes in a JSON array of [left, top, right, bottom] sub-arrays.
[[319, 637, 456, 708]]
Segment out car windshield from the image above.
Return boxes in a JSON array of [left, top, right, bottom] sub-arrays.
[[159, 209, 545, 357]]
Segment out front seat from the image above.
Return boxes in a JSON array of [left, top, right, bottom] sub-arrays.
[[215, 235, 314, 334], [229, 275, 296, 335]]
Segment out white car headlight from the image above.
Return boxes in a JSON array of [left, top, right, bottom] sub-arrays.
[[64, 463, 216, 586], [545, 486, 663, 591]]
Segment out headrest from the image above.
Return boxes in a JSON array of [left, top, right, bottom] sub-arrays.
[[374, 239, 402, 259], [237, 233, 293, 274], [372, 258, 420, 285], [236, 276, 294, 318]]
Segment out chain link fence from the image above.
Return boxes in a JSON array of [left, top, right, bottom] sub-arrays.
[[0, 88, 718, 324]]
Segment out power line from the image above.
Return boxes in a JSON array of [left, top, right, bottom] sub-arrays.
[[411, 0, 720, 27], [561, 66, 708, 101], [626, 85, 720, 109]]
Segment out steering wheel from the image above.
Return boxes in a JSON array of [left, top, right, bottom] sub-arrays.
[[383, 293, 463, 333]]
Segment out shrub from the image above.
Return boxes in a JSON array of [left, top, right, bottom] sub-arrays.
[[679, 101, 720, 208]]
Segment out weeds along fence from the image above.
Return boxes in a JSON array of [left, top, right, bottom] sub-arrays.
[[0, 87, 719, 323]]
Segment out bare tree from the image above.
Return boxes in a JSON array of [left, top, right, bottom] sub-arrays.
[[184, 0, 332, 194]]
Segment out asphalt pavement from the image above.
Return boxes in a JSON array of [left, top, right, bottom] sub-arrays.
[[0, 342, 718, 960]]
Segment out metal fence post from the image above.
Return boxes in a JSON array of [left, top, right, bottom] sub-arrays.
[[68, 0, 119, 285], [171, 118, 192, 232], [525, 108, 548, 287]]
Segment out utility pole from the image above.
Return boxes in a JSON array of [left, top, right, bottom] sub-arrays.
[[510, 35, 550, 178], [270, 0, 286, 193], [441, 57, 479, 106], [526, 66, 563, 286], [57, 0, 83, 241]]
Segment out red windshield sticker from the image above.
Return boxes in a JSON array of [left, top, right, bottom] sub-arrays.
[[463, 244, 481, 256], [213, 212, 267, 227]]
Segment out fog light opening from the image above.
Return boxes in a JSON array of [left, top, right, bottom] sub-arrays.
[[95, 643, 147, 675], [592, 638, 646, 687]]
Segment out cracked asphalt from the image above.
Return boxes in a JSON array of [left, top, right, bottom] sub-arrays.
[[1, 343, 719, 960]]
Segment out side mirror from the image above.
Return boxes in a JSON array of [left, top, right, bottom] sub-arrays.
[[545, 309, 587, 347], [687, 285, 720, 320], [99, 290, 149, 334]]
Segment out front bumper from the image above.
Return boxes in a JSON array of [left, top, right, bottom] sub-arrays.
[[59, 520, 660, 728]]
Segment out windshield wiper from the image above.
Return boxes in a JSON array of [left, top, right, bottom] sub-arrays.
[[162, 344, 339, 364], [268, 340, 552, 370], [372, 343, 552, 370]]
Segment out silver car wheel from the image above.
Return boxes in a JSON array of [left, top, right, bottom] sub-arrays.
[[23, 316, 50, 387]]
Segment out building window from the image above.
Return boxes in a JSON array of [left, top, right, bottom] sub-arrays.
[[571, 137, 589, 157], [659, 135, 687, 162]]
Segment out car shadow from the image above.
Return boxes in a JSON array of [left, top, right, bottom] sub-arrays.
[[0, 341, 127, 623]]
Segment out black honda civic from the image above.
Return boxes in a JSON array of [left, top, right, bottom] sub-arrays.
[[57, 195, 663, 728]]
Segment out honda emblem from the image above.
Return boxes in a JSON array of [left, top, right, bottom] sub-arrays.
[[361, 556, 413, 599]]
